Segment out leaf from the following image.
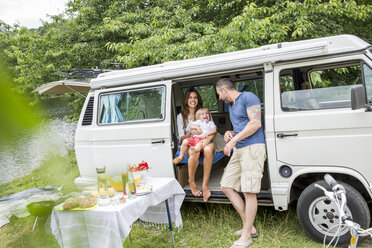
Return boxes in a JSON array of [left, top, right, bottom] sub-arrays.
[[0, 59, 40, 144]]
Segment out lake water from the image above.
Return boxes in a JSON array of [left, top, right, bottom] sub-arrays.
[[0, 98, 78, 185]]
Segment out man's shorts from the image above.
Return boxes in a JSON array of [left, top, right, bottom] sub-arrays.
[[186, 137, 203, 147], [220, 143, 266, 193]]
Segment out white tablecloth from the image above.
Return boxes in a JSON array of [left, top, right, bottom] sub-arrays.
[[51, 178, 185, 248]]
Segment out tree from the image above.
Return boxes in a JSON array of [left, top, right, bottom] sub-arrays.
[[0, 0, 370, 119], [106, 0, 371, 67]]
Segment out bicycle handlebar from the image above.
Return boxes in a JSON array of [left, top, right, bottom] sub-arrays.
[[319, 174, 372, 247], [324, 174, 337, 188]]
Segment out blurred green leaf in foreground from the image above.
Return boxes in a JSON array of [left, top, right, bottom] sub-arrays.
[[0, 59, 40, 144]]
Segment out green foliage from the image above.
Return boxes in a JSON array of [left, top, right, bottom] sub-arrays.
[[107, 0, 371, 67], [0, 0, 370, 119], [0, 59, 40, 143], [310, 65, 362, 88]]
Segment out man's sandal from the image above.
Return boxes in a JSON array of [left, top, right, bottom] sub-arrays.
[[233, 240, 254, 247], [234, 230, 259, 238]]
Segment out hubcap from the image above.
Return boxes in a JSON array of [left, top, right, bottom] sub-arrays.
[[308, 196, 352, 236]]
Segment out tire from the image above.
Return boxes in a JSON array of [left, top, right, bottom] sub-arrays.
[[297, 180, 370, 246]]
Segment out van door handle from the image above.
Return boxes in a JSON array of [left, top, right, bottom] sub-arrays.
[[151, 140, 165, 144], [277, 133, 298, 138]]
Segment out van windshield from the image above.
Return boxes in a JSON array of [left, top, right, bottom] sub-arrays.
[[99, 86, 165, 124]]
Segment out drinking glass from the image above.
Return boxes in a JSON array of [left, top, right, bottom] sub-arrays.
[[128, 170, 136, 197], [121, 166, 129, 198]]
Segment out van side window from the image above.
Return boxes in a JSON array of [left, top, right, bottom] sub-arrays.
[[280, 63, 363, 111], [99, 86, 165, 124], [280, 75, 297, 110], [182, 85, 218, 111]]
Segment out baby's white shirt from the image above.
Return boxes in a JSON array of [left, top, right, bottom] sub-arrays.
[[190, 119, 216, 137]]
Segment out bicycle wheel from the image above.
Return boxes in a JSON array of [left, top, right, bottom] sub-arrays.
[[297, 180, 370, 245]]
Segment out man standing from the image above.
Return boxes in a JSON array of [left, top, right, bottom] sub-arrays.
[[216, 78, 266, 248]]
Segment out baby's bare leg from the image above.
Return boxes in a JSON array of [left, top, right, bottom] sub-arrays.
[[194, 141, 204, 152], [179, 140, 189, 156], [173, 140, 188, 164]]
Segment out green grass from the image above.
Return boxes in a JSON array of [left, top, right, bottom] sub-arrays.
[[128, 203, 322, 248], [0, 152, 371, 248]]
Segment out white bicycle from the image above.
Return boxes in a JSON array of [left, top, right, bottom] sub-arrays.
[[315, 174, 372, 248]]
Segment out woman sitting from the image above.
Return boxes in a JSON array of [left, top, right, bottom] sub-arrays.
[[176, 88, 216, 202]]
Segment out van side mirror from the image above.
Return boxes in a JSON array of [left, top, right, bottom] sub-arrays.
[[351, 85, 367, 110], [351, 85, 372, 111]]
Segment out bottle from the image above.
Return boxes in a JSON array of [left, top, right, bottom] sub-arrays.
[[96, 166, 110, 206]]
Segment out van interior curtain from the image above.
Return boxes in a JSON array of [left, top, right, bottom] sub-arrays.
[[101, 94, 124, 123]]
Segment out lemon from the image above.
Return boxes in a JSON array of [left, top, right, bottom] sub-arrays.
[[108, 187, 115, 196], [106, 175, 141, 192], [99, 188, 107, 196]]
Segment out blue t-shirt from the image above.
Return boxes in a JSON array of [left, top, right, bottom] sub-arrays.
[[228, 92, 265, 148]]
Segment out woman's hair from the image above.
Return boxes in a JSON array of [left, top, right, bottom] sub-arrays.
[[195, 108, 212, 121], [181, 88, 203, 129]]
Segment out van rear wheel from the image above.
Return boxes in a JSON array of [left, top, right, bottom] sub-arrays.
[[297, 180, 370, 246]]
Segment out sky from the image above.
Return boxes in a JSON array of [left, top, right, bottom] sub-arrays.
[[0, 0, 69, 28]]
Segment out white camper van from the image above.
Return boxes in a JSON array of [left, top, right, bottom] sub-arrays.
[[66, 35, 372, 244]]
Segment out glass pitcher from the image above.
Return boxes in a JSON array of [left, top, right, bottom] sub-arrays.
[[96, 166, 110, 206]]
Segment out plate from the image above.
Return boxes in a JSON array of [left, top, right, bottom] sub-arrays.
[[136, 185, 152, 196], [55, 202, 98, 211]]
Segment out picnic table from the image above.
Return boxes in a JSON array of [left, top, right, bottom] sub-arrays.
[[51, 177, 185, 248]]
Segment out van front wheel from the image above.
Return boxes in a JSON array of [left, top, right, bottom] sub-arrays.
[[297, 180, 370, 245]]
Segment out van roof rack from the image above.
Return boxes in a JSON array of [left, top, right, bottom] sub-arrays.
[[52, 62, 127, 80], [51, 68, 109, 80]]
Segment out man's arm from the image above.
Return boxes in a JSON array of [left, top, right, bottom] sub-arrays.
[[223, 104, 262, 156]]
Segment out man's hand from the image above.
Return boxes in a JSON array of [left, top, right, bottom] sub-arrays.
[[224, 130, 234, 142], [223, 140, 235, 156], [224, 131, 236, 156]]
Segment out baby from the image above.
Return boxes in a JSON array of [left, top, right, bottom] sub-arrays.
[[173, 108, 217, 164]]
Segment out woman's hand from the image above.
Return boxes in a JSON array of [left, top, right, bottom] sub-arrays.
[[191, 127, 202, 135]]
